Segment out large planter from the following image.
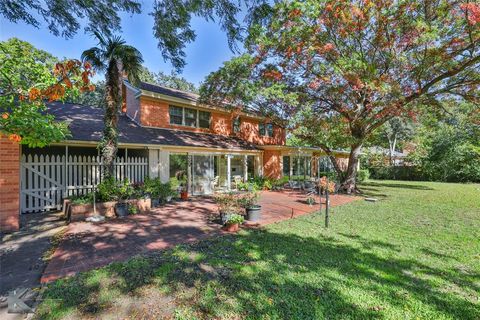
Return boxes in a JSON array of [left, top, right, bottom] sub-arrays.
[[67, 200, 116, 222], [246, 205, 262, 222], [180, 191, 188, 201], [115, 203, 129, 217], [223, 223, 239, 232], [152, 198, 160, 207], [127, 198, 151, 213]]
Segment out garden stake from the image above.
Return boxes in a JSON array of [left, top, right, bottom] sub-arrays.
[[325, 177, 329, 228]]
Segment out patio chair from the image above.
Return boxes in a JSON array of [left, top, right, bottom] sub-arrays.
[[288, 180, 301, 190], [233, 175, 243, 190], [211, 176, 220, 191], [303, 180, 317, 195]]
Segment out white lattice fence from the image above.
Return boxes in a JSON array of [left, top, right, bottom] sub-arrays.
[[21, 154, 148, 213]]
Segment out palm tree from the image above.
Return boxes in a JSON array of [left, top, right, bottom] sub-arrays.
[[82, 32, 143, 178]]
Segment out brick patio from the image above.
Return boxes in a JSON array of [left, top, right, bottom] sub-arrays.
[[41, 191, 358, 283]]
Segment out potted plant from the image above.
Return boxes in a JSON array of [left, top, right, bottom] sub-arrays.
[[115, 179, 132, 217], [179, 183, 188, 200], [214, 192, 243, 223], [240, 191, 262, 221], [223, 213, 244, 232]]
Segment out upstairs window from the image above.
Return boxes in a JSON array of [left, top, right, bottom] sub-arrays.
[[184, 107, 197, 127], [169, 105, 211, 129], [199, 111, 211, 128], [259, 123, 265, 136], [233, 117, 241, 133], [259, 123, 274, 137], [169, 106, 183, 125], [266, 123, 274, 137]]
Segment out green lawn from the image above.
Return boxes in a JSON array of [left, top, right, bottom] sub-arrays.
[[36, 181, 480, 319]]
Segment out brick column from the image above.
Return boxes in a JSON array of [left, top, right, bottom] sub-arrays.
[[0, 135, 20, 232], [263, 150, 282, 179]]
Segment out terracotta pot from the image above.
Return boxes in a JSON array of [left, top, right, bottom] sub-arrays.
[[181, 191, 188, 200], [223, 223, 239, 232]]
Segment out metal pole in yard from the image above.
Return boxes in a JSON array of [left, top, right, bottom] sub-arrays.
[[325, 176, 329, 228]]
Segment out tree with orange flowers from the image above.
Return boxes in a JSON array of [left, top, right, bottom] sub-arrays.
[[0, 38, 94, 147], [201, 0, 480, 193]]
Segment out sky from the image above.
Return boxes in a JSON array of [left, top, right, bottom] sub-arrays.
[[0, 6, 240, 87]]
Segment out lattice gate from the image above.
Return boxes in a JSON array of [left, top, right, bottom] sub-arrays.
[[20, 153, 148, 213]]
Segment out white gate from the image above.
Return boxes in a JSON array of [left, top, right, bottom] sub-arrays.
[[20, 154, 148, 214]]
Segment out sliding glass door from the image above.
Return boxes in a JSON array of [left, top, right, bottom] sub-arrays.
[[191, 155, 214, 195]]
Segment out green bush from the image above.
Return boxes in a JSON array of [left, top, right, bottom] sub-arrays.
[[357, 169, 370, 182], [369, 166, 426, 181], [96, 177, 119, 202], [225, 213, 244, 225], [318, 171, 338, 180]]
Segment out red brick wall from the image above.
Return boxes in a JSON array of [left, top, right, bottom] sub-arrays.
[[138, 97, 286, 145], [125, 86, 141, 122], [0, 135, 20, 232], [263, 150, 282, 179]]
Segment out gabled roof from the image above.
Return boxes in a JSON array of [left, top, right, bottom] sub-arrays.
[[138, 81, 199, 102], [46, 102, 259, 151]]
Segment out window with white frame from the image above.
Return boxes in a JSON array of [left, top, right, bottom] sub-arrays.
[[169, 105, 211, 129], [169, 106, 183, 125], [199, 110, 211, 128]]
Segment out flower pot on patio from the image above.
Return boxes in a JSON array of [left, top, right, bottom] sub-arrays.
[[180, 191, 188, 200], [246, 205, 262, 221], [115, 202, 129, 217], [152, 198, 160, 207], [223, 223, 240, 232]]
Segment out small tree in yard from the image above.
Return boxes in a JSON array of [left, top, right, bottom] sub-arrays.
[[82, 33, 143, 179], [200, 0, 480, 193]]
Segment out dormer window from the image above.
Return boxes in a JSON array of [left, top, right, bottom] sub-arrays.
[[169, 105, 211, 129], [199, 111, 211, 128], [266, 123, 274, 137], [259, 123, 274, 137], [169, 106, 183, 125], [184, 108, 197, 127], [233, 117, 241, 133]]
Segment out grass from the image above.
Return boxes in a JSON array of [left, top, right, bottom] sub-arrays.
[[35, 180, 480, 319]]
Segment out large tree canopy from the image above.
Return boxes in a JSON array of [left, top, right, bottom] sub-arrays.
[[0, 0, 276, 70], [201, 0, 480, 192], [0, 38, 94, 147]]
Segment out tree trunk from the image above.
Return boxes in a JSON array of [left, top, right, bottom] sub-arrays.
[[100, 59, 122, 179], [338, 143, 363, 194]]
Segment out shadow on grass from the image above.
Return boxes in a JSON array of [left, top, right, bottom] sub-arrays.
[[363, 181, 434, 191], [38, 229, 480, 320]]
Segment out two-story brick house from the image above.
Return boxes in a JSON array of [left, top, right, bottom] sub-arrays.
[[0, 81, 348, 232]]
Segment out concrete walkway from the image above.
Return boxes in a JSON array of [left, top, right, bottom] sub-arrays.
[[41, 191, 359, 283], [0, 212, 66, 319]]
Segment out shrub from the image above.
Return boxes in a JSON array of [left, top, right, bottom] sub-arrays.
[[214, 192, 244, 215], [128, 204, 138, 215], [357, 169, 370, 182], [225, 213, 244, 225], [238, 191, 259, 208], [369, 166, 426, 181], [96, 177, 118, 202], [69, 193, 93, 205]]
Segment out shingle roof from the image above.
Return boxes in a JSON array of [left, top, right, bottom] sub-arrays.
[[47, 102, 258, 151], [138, 81, 199, 102]]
